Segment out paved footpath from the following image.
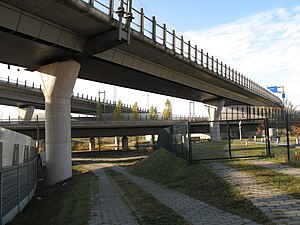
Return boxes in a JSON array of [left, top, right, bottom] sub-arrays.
[[210, 162, 300, 225], [245, 159, 300, 177], [112, 166, 257, 225], [87, 164, 138, 225]]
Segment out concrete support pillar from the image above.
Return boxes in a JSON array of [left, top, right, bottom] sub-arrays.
[[115, 136, 120, 150], [207, 100, 225, 141], [38, 60, 80, 185], [17, 106, 35, 121], [89, 137, 95, 151], [122, 136, 128, 151]]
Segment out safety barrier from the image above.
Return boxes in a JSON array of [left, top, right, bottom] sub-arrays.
[[0, 127, 37, 225]]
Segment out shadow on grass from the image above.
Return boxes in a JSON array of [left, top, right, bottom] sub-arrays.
[[130, 149, 273, 225], [8, 166, 96, 225]]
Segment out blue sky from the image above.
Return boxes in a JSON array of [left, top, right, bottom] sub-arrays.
[[1, 0, 300, 118], [136, 0, 300, 30]]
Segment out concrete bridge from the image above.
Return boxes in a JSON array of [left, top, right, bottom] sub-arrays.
[[0, 118, 261, 140], [0, 0, 282, 184], [0, 75, 148, 119]]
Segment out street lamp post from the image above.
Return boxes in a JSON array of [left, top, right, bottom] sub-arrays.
[[189, 101, 195, 119]]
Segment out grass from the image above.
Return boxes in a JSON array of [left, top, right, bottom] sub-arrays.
[[130, 148, 272, 224], [8, 165, 97, 225], [107, 170, 190, 225], [228, 160, 300, 199], [192, 140, 267, 159]]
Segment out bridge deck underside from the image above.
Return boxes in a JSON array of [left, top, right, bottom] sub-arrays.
[[0, 0, 280, 107]]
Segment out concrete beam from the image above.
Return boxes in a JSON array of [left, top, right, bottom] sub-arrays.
[[39, 59, 80, 185], [83, 29, 127, 56]]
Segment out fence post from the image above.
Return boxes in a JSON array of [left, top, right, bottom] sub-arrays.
[[286, 112, 290, 161], [200, 49, 203, 66], [109, 0, 114, 17], [172, 30, 175, 51], [89, 0, 94, 6], [206, 52, 209, 68], [152, 16, 156, 42], [188, 41, 191, 60], [221, 62, 223, 76], [227, 121, 231, 158], [163, 23, 166, 47], [140, 8, 144, 34], [180, 35, 184, 56], [265, 118, 271, 156], [187, 122, 193, 162], [194, 45, 197, 63]]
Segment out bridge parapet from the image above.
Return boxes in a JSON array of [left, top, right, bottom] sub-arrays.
[[76, 0, 281, 106]]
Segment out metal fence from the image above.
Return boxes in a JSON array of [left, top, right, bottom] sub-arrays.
[[159, 119, 271, 161], [160, 116, 300, 163], [0, 141, 38, 225], [267, 115, 300, 163], [190, 119, 270, 160], [158, 122, 192, 162]]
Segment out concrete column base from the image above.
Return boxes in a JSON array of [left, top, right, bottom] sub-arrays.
[[39, 59, 80, 185], [122, 136, 129, 151], [89, 137, 95, 151]]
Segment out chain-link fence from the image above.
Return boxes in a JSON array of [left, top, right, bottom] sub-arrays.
[[158, 122, 192, 162], [268, 115, 300, 163], [159, 115, 300, 163], [190, 119, 269, 160]]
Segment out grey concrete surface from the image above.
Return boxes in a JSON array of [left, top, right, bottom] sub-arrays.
[[87, 164, 138, 225]]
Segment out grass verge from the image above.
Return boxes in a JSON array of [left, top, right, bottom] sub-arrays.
[[130, 148, 272, 224], [8, 165, 97, 225], [107, 169, 190, 225], [228, 160, 300, 198]]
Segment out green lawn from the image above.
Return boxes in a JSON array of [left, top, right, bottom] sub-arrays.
[[8, 165, 96, 225], [107, 170, 190, 225], [192, 140, 267, 159], [130, 149, 272, 224]]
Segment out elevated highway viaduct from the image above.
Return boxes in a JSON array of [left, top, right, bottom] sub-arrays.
[[0, 76, 147, 119], [0, 0, 282, 184]]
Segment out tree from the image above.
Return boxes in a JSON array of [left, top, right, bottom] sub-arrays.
[[132, 102, 139, 120], [284, 98, 297, 113], [96, 99, 103, 122], [163, 99, 172, 120], [113, 100, 123, 120], [149, 105, 158, 120]]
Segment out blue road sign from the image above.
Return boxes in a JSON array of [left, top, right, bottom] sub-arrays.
[[267, 86, 278, 93], [282, 93, 286, 99]]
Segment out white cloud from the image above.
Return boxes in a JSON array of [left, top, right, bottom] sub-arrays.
[[184, 6, 300, 105]]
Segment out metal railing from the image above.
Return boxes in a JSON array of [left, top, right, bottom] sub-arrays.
[[0, 76, 148, 112], [0, 76, 41, 90], [80, 0, 282, 106], [0, 115, 208, 124]]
